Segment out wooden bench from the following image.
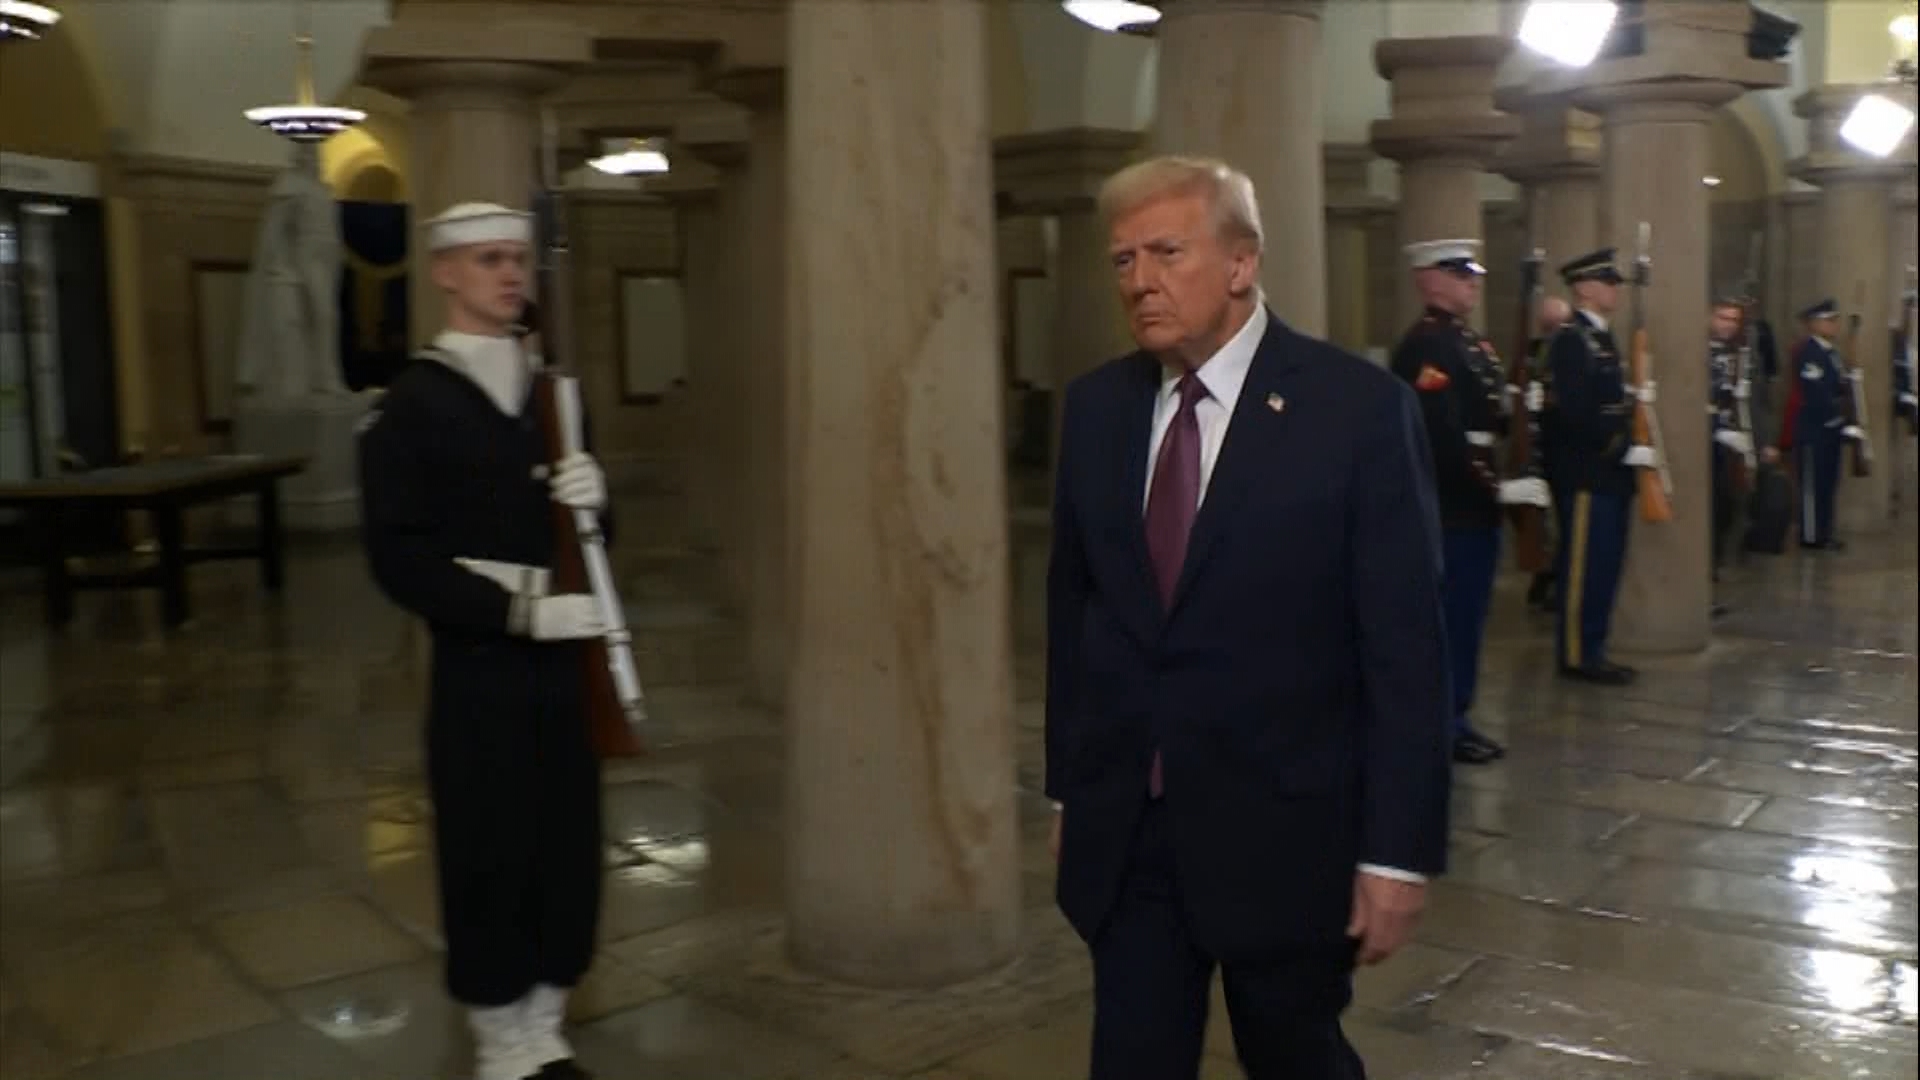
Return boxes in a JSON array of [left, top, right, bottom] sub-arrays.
[[0, 454, 307, 629]]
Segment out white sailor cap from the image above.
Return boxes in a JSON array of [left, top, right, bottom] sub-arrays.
[[424, 202, 533, 252], [1404, 238, 1486, 276]]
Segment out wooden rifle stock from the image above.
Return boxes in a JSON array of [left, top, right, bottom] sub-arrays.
[[1503, 246, 1548, 572], [1627, 222, 1672, 523], [533, 375, 644, 759], [533, 109, 646, 760], [1629, 326, 1673, 523], [1844, 307, 1872, 479]]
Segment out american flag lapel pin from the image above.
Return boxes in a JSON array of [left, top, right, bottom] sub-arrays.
[[1266, 393, 1286, 413]]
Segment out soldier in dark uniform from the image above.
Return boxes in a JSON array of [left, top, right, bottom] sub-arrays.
[[1542, 248, 1649, 686], [1707, 298, 1755, 586], [1389, 238, 1535, 765], [1526, 295, 1572, 611], [357, 202, 608, 1080], [1775, 298, 1860, 551]]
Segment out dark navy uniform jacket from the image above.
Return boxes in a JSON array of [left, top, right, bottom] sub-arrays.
[[1544, 310, 1635, 497], [1390, 305, 1507, 531], [1782, 336, 1848, 448]]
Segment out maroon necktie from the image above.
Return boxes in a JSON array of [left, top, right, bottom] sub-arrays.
[[1142, 372, 1207, 796]]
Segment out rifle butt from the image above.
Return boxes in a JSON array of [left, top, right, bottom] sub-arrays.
[[1637, 471, 1673, 523], [1507, 505, 1550, 573]]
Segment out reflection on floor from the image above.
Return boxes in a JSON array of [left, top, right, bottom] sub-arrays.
[[1, 475, 1915, 1080]]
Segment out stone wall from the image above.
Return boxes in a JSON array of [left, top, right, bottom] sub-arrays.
[[564, 190, 683, 465], [110, 153, 275, 457]]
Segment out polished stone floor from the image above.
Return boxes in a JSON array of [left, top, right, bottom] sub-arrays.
[[0, 472, 1915, 1079]]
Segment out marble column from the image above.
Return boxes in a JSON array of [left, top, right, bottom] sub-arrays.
[[1536, 3, 1786, 653], [1324, 143, 1385, 355], [1370, 36, 1521, 329], [358, 23, 591, 346], [996, 127, 1142, 466], [785, 0, 1019, 987], [676, 112, 755, 613], [1153, 0, 1326, 335], [711, 69, 790, 708], [1792, 84, 1919, 534], [1494, 92, 1602, 293]]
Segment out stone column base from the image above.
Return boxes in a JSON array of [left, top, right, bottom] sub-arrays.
[[232, 394, 372, 531]]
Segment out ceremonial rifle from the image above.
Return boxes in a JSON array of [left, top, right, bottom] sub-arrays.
[[1899, 266, 1918, 512], [529, 109, 648, 758], [1728, 231, 1762, 494], [1627, 221, 1673, 522], [1844, 284, 1873, 480], [1504, 244, 1549, 572]]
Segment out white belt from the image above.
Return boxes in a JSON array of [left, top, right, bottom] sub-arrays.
[[1466, 431, 1496, 448], [455, 557, 550, 597]]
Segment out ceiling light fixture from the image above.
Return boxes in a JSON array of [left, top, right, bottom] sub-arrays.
[[1838, 16, 1918, 158], [242, 0, 364, 144], [0, 0, 60, 41], [589, 139, 671, 177], [1516, 0, 1619, 68], [1062, 0, 1159, 34]]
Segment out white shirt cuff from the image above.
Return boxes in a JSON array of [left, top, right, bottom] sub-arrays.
[[1358, 863, 1428, 884]]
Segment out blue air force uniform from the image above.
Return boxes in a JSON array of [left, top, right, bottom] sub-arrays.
[[1781, 299, 1856, 549], [1542, 249, 1637, 686], [1390, 238, 1514, 765]]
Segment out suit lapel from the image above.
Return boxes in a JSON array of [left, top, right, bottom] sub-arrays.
[[1117, 353, 1164, 616], [1169, 315, 1298, 615]]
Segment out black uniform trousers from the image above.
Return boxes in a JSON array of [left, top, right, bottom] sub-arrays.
[[1711, 443, 1738, 572], [427, 633, 604, 1008], [1089, 801, 1365, 1080], [1796, 431, 1843, 547]]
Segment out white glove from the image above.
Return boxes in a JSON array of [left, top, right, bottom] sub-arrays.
[[1842, 425, 1864, 441], [529, 595, 606, 641], [1631, 381, 1656, 404], [455, 557, 549, 597], [550, 452, 607, 511], [1734, 378, 1751, 401], [1623, 445, 1658, 469], [1714, 429, 1753, 456], [1498, 477, 1552, 509], [1525, 383, 1545, 413]]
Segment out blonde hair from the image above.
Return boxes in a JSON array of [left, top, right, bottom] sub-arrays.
[[1097, 155, 1264, 253]]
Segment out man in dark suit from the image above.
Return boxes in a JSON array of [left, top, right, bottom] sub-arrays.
[[1046, 155, 1453, 1079]]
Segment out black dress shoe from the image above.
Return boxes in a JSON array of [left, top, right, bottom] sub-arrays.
[[1560, 664, 1634, 686], [1452, 735, 1501, 765]]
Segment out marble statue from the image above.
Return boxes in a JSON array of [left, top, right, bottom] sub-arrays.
[[235, 143, 348, 400], [230, 142, 367, 532]]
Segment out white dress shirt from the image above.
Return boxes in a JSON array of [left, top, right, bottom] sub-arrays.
[[1127, 305, 1425, 887], [1141, 305, 1265, 508]]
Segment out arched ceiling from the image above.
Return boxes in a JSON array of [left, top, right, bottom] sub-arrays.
[[6, 0, 1909, 204]]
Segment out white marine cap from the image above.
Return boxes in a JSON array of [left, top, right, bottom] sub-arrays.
[[424, 201, 533, 252], [1403, 238, 1486, 275]]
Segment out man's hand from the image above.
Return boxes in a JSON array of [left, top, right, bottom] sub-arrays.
[[1346, 871, 1426, 966]]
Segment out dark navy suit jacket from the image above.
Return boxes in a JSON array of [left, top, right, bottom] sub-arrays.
[[1046, 309, 1454, 961]]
